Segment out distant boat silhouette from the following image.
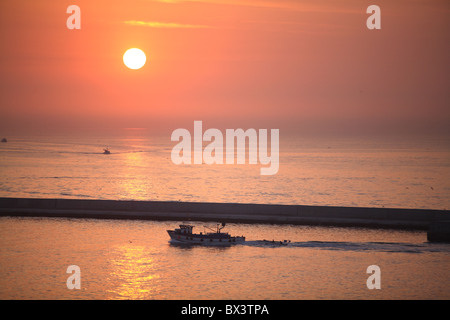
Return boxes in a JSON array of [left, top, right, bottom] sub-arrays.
[[1, 138, 7, 143], [103, 147, 111, 154]]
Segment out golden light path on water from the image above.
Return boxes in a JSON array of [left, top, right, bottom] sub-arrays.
[[0, 217, 449, 300], [2, 134, 448, 209], [0, 134, 449, 299], [106, 245, 160, 299]]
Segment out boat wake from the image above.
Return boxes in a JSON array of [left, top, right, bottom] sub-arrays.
[[243, 240, 450, 254]]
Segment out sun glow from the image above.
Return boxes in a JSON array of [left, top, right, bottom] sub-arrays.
[[123, 48, 146, 70]]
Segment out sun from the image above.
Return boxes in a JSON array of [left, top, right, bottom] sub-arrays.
[[123, 48, 146, 70]]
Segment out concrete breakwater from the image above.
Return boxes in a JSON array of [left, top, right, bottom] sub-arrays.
[[1, 197, 449, 231], [427, 221, 450, 242]]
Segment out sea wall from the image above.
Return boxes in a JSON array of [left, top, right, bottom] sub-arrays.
[[427, 221, 450, 242], [1, 197, 449, 231]]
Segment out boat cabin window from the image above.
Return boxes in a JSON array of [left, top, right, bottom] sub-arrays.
[[179, 225, 193, 234]]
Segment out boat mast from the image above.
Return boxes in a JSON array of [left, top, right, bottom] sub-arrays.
[[203, 222, 226, 233]]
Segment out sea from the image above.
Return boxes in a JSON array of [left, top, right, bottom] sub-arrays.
[[0, 132, 449, 300]]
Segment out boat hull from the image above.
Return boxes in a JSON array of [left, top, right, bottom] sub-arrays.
[[167, 230, 245, 245]]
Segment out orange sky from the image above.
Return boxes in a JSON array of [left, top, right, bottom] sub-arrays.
[[0, 0, 449, 135]]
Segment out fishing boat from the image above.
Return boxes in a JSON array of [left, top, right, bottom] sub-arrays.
[[1, 138, 6, 143], [103, 147, 111, 154], [167, 223, 245, 245]]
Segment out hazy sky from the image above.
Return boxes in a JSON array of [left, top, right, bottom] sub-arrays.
[[0, 0, 449, 135]]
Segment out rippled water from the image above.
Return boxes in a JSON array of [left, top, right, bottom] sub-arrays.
[[1, 134, 449, 299], [1, 217, 449, 300], [0, 134, 449, 209]]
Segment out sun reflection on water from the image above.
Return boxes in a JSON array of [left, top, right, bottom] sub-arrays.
[[119, 150, 151, 200], [107, 244, 160, 300]]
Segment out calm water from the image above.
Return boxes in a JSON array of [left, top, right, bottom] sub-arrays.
[[0, 217, 449, 300], [0, 133, 449, 300], [0, 133, 449, 209]]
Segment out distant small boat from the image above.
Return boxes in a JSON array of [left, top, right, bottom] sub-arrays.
[[1, 138, 6, 143], [103, 148, 111, 154]]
